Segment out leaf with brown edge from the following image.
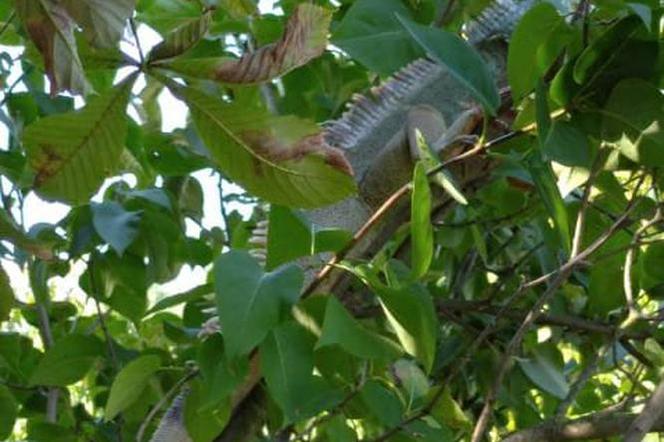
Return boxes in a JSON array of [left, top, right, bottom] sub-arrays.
[[15, 0, 91, 96], [154, 4, 332, 84], [175, 85, 355, 208]]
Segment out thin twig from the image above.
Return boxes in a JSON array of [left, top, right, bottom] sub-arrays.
[[129, 18, 145, 65]]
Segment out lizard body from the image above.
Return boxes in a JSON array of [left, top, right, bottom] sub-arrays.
[[151, 1, 535, 440]]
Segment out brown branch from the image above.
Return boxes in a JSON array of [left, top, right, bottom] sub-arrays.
[[471, 189, 642, 442], [503, 410, 664, 442], [624, 375, 664, 441]]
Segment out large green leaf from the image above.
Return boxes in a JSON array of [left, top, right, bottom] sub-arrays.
[[61, 0, 136, 48], [180, 86, 356, 208], [411, 162, 433, 278], [214, 250, 303, 361], [331, 0, 421, 75], [29, 334, 104, 386], [260, 321, 342, 423], [507, 2, 570, 100], [601, 79, 664, 166], [0, 385, 17, 440], [316, 297, 402, 361], [105, 354, 161, 420], [542, 121, 593, 168], [397, 15, 500, 114], [23, 77, 133, 204]]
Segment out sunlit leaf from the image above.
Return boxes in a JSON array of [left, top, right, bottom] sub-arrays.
[[411, 162, 433, 278], [61, 0, 136, 48], [30, 334, 104, 386]]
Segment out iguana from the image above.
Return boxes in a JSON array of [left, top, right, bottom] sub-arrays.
[[149, 1, 535, 440]]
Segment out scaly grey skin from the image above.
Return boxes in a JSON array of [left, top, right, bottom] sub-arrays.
[[150, 1, 535, 441]]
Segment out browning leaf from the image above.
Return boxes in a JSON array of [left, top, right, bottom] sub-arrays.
[[155, 4, 332, 84], [15, 0, 91, 96]]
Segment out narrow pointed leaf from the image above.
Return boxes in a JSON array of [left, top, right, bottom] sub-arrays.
[[179, 86, 356, 208], [411, 162, 433, 278], [23, 77, 133, 204], [15, 0, 91, 95], [157, 4, 331, 84], [61, 0, 136, 48], [0, 265, 13, 324]]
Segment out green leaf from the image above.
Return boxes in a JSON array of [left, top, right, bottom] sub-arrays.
[[91, 202, 141, 256], [196, 335, 247, 410], [507, 3, 569, 100], [23, 77, 133, 204], [527, 159, 571, 253], [260, 321, 342, 422], [266, 205, 351, 270], [518, 351, 570, 399], [29, 334, 104, 386], [397, 15, 500, 114], [359, 380, 403, 427], [535, 79, 552, 143], [351, 265, 437, 373], [331, 0, 421, 75], [214, 250, 303, 361], [316, 297, 402, 361], [0, 265, 13, 323], [184, 379, 231, 442], [429, 386, 471, 431], [0, 385, 17, 440], [573, 15, 643, 85], [639, 242, 664, 290], [148, 11, 211, 62], [179, 86, 356, 209], [61, 0, 136, 48], [602, 78, 664, 166], [542, 121, 593, 168], [411, 162, 433, 278], [105, 354, 161, 420]]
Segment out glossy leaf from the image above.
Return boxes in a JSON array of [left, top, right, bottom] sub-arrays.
[[30, 334, 104, 386], [411, 162, 433, 278], [398, 15, 500, 114], [105, 354, 161, 420], [23, 78, 132, 204], [214, 250, 303, 360]]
